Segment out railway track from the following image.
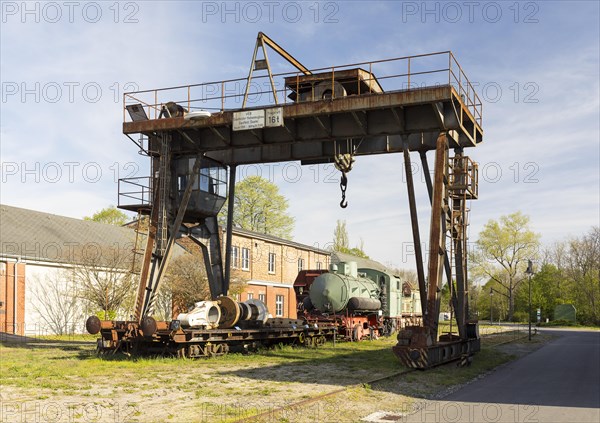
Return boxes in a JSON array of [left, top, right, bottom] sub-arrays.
[[233, 328, 535, 422], [233, 368, 416, 423]]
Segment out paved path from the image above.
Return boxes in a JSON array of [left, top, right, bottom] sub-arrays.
[[403, 329, 600, 422]]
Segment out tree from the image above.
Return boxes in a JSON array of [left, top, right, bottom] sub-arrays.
[[332, 220, 369, 258], [333, 220, 349, 251], [29, 270, 87, 335], [219, 176, 294, 239], [165, 253, 212, 313], [470, 211, 540, 321], [84, 206, 130, 226], [72, 244, 136, 319], [514, 263, 562, 322], [164, 252, 247, 315], [562, 227, 599, 324]]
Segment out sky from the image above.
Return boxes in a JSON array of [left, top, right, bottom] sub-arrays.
[[1, 1, 599, 271]]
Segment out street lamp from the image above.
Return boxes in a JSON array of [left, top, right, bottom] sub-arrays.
[[489, 287, 494, 325], [526, 259, 534, 341]]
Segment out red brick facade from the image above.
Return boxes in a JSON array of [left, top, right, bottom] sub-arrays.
[[227, 229, 329, 318], [0, 261, 26, 335]]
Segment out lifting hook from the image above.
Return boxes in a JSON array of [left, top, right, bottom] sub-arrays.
[[340, 172, 348, 208]]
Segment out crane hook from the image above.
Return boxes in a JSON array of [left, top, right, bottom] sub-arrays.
[[340, 172, 348, 208]]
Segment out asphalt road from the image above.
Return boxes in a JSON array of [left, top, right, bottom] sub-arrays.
[[404, 329, 600, 423]]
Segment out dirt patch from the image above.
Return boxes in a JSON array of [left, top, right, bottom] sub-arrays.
[[0, 333, 553, 423]]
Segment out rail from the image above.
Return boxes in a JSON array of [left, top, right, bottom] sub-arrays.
[[123, 51, 482, 127]]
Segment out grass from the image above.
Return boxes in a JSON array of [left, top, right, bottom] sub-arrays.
[[0, 332, 551, 423]]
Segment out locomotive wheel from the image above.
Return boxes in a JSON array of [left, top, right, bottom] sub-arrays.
[[176, 346, 188, 359], [297, 332, 306, 345], [315, 335, 326, 346]]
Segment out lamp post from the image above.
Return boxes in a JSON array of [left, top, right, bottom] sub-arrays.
[[489, 287, 494, 325], [526, 259, 534, 341]]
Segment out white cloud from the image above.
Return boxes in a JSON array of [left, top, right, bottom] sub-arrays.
[[1, 1, 598, 270]]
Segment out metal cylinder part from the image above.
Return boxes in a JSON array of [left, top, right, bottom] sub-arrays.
[[141, 316, 158, 336], [85, 316, 115, 334], [347, 297, 381, 312], [239, 301, 252, 321], [313, 80, 347, 101], [85, 316, 101, 335], [244, 299, 269, 323], [218, 296, 241, 328], [177, 301, 222, 329]]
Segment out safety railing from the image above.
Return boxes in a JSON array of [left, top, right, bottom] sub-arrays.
[[118, 177, 152, 209], [123, 51, 482, 127]]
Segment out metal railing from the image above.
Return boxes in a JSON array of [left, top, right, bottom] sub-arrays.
[[118, 177, 152, 209], [123, 51, 482, 127]]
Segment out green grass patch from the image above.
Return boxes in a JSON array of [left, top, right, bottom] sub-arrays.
[[1, 331, 553, 423]]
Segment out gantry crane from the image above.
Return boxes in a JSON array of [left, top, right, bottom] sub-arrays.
[[109, 33, 484, 367]]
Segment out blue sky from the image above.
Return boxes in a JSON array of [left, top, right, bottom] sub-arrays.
[[1, 1, 599, 270]]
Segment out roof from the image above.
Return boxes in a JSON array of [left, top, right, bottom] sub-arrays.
[[0, 204, 140, 265], [331, 251, 389, 273], [226, 226, 329, 255]]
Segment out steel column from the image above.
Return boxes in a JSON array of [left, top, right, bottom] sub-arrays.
[[425, 133, 448, 338], [223, 165, 237, 294], [403, 143, 427, 316]]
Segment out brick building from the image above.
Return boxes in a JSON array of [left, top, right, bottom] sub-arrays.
[[0, 204, 141, 335], [0, 204, 330, 334], [227, 227, 330, 318]]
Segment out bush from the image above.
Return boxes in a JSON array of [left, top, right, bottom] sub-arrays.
[[512, 311, 529, 323], [95, 310, 117, 320]]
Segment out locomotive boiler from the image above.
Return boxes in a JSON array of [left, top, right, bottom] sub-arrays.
[[308, 262, 381, 313]]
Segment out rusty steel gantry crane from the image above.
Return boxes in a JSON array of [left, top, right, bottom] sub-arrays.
[[115, 32, 483, 368]]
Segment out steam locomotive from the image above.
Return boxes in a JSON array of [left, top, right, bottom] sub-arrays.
[[294, 261, 422, 341]]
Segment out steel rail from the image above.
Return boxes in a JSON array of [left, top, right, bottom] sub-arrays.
[[233, 368, 416, 423]]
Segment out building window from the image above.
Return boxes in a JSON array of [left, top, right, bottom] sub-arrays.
[[298, 258, 304, 273], [275, 295, 284, 317], [247, 293, 253, 300], [316, 261, 322, 270], [231, 246, 239, 269], [268, 252, 276, 274], [241, 247, 250, 270], [258, 293, 265, 303]]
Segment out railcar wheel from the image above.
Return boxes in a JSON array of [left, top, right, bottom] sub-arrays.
[[176, 346, 188, 359], [298, 332, 306, 345]]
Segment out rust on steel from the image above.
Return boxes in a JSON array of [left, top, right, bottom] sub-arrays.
[[425, 133, 448, 336], [133, 185, 159, 322], [124, 86, 475, 136], [403, 143, 427, 315]]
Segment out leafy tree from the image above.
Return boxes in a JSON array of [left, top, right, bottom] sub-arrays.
[[219, 176, 294, 239], [331, 220, 369, 259], [470, 211, 540, 321], [562, 227, 599, 324], [333, 220, 350, 251], [514, 263, 563, 322], [84, 206, 130, 226]]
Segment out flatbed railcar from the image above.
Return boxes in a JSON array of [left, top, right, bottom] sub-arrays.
[[86, 299, 337, 358]]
